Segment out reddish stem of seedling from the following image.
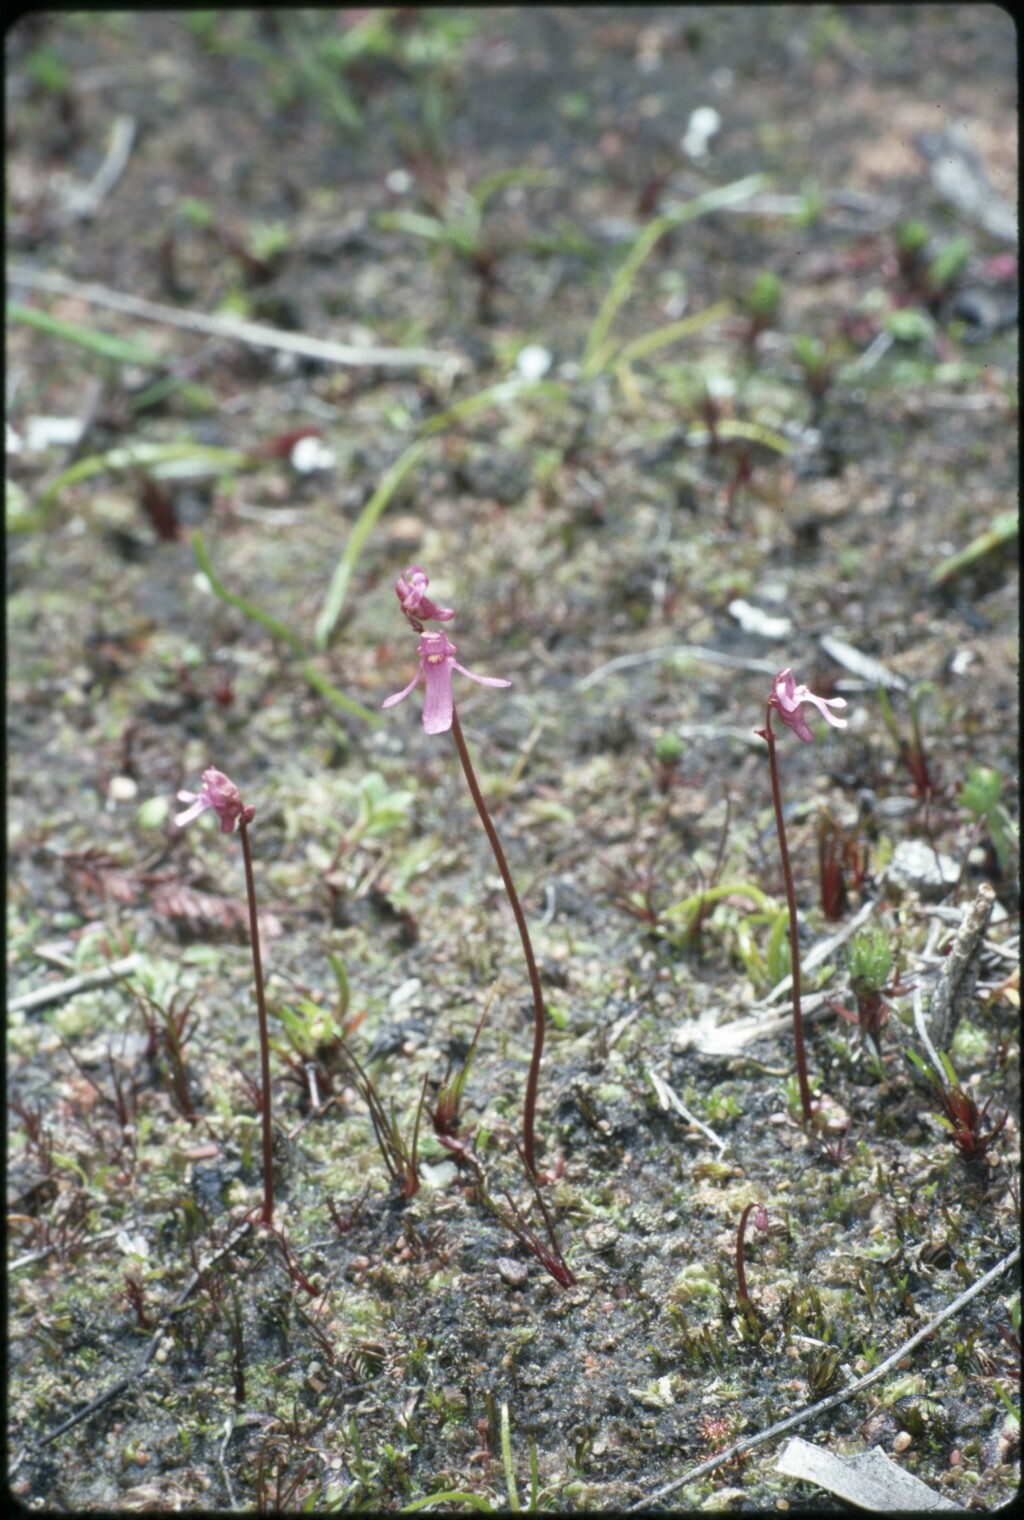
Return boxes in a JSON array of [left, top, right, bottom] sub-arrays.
[[450, 706, 547, 1179], [736, 1202, 768, 1303], [761, 709, 813, 1125], [238, 815, 274, 1227]]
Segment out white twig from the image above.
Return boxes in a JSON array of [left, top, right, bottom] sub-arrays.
[[218, 1418, 238, 1510], [8, 264, 464, 373], [64, 115, 136, 219], [913, 984, 947, 1085], [9, 954, 141, 1014], [633, 1243, 1021, 1509], [9, 1226, 127, 1274], [578, 643, 778, 693], [649, 1068, 726, 1154], [760, 899, 876, 1006]]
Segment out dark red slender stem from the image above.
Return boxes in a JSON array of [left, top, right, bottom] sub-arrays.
[[736, 1201, 767, 1302], [762, 709, 814, 1125], [450, 706, 546, 1178], [238, 815, 274, 1226]]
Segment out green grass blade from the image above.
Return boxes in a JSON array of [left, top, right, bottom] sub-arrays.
[[300, 662, 381, 725], [501, 1403, 521, 1513], [712, 418, 792, 455], [471, 165, 558, 213], [928, 509, 1018, 589], [580, 173, 767, 378], [613, 301, 732, 368], [314, 438, 429, 651], [193, 534, 379, 722], [192, 530, 306, 655], [420, 378, 564, 437], [37, 442, 252, 515], [375, 210, 452, 244], [399, 1494, 495, 1514], [664, 881, 776, 928], [7, 301, 162, 366]]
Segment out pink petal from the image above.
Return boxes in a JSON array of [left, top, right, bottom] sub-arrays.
[[382, 662, 425, 710], [452, 660, 512, 691], [804, 692, 848, 729], [779, 707, 815, 743], [174, 797, 208, 828], [422, 659, 455, 734]]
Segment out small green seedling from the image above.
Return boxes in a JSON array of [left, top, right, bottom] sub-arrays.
[[959, 767, 1017, 878]]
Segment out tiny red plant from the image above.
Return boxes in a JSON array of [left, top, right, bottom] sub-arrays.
[[735, 1202, 769, 1303], [935, 1082, 1008, 1159], [122, 1271, 152, 1330], [499, 1145, 577, 1288]]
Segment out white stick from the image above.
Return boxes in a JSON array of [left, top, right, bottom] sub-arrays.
[[8, 264, 464, 373]]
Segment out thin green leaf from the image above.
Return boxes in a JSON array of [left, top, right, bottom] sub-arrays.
[[37, 442, 252, 515], [664, 881, 776, 923], [501, 1402, 521, 1514], [7, 300, 162, 366], [928, 510, 1018, 589], [581, 174, 767, 377], [192, 531, 306, 655], [713, 418, 791, 455], [314, 438, 429, 650], [471, 165, 557, 212], [420, 379, 564, 438], [299, 662, 381, 725], [399, 1493, 495, 1514], [613, 301, 732, 368]]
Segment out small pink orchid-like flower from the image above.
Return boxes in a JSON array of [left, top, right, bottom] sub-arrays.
[[175, 767, 255, 834], [395, 566, 455, 629], [383, 630, 510, 735], [769, 668, 848, 744]]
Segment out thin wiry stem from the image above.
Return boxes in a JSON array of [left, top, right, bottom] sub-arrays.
[[736, 1201, 767, 1303], [449, 706, 547, 1177], [762, 710, 813, 1124], [238, 816, 274, 1225]]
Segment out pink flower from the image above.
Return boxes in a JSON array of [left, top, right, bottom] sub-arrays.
[[383, 630, 510, 735], [395, 566, 455, 629], [769, 668, 848, 744], [175, 767, 255, 833]]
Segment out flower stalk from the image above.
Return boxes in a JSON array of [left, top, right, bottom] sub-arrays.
[[736, 1201, 769, 1303], [382, 567, 549, 1177], [175, 768, 274, 1225], [761, 709, 814, 1124], [450, 707, 547, 1179], [237, 814, 274, 1226], [758, 670, 848, 1128]]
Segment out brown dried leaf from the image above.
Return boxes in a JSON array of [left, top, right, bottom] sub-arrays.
[[62, 849, 139, 906], [147, 875, 282, 942]]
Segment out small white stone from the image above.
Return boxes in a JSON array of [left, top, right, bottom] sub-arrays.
[[291, 435, 336, 474], [25, 415, 85, 451], [682, 106, 721, 161], [108, 775, 139, 803], [389, 977, 422, 1010], [516, 344, 553, 382], [728, 598, 792, 640]]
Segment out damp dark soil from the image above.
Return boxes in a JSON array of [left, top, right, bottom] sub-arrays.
[[5, 8, 1019, 1513]]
